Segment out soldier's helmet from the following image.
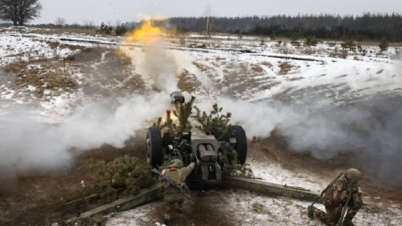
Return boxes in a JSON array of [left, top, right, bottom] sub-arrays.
[[345, 168, 362, 182], [170, 91, 185, 104], [169, 159, 184, 168]]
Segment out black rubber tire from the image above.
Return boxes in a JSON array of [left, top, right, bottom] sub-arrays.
[[146, 127, 163, 167], [231, 125, 248, 164]]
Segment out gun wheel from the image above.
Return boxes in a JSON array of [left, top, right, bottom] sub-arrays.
[[146, 127, 163, 167], [231, 125, 248, 164]]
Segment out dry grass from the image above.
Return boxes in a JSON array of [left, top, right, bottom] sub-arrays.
[[46, 46, 139, 97], [210, 61, 221, 68], [122, 74, 145, 91], [192, 61, 210, 72], [301, 47, 317, 55], [278, 62, 293, 75], [9, 60, 78, 96], [177, 69, 201, 93], [217, 62, 261, 96], [115, 48, 132, 66], [251, 64, 264, 73], [67, 47, 131, 66], [252, 202, 277, 219], [30, 27, 99, 36], [3, 60, 28, 73], [4, 59, 78, 95], [188, 43, 207, 48], [231, 43, 241, 49], [288, 77, 304, 81], [355, 40, 402, 47], [36, 40, 86, 52], [261, 61, 273, 68], [238, 63, 248, 74], [329, 51, 349, 59], [278, 46, 295, 55]]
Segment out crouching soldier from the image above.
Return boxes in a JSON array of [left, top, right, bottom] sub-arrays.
[[161, 159, 195, 226], [308, 168, 363, 226]]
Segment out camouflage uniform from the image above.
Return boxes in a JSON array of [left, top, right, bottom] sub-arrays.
[[161, 161, 195, 225], [311, 175, 363, 226]]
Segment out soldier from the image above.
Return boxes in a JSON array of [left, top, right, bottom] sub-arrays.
[[161, 159, 195, 226], [308, 168, 363, 226]]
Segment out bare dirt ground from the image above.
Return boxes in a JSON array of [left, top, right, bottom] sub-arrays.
[[142, 131, 402, 226], [0, 135, 147, 226], [1, 130, 402, 226]]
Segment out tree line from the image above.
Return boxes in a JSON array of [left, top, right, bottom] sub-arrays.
[[169, 13, 402, 42], [1, 0, 401, 42]]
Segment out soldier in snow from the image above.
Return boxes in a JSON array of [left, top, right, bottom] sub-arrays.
[[308, 168, 363, 226], [160, 159, 195, 226]]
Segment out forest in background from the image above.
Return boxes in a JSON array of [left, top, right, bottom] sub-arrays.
[[169, 13, 402, 41], [2, 13, 402, 42]]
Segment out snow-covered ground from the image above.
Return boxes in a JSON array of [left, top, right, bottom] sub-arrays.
[[1, 27, 402, 225], [1, 27, 401, 114], [104, 160, 402, 226]]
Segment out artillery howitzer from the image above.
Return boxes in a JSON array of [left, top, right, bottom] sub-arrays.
[[147, 91, 248, 189], [65, 92, 320, 223]]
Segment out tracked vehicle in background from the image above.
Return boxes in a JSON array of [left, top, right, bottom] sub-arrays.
[[146, 92, 248, 188]]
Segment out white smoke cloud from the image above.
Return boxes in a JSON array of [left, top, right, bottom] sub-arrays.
[[0, 93, 171, 174], [126, 41, 179, 93], [141, 46, 179, 93], [194, 91, 402, 185], [0, 27, 182, 177], [196, 97, 301, 138], [278, 104, 374, 159]]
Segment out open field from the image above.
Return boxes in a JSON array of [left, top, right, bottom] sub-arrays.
[[0, 26, 401, 225]]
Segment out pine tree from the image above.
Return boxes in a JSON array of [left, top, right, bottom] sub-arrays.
[[74, 155, 153, 203], [173, 96, 195, 132], [194, 103, 232, 140], [379, 39, 389, 53]]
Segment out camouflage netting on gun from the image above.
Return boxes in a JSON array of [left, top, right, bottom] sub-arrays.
[[219, 141, 238, 166], [152, 97, 233, 140], [79, 155, 153, 203], [153, 96, 196, 134], [194, 103, 232, 140]]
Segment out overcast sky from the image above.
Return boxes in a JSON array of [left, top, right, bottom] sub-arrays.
[[33, 0, 401, 25]]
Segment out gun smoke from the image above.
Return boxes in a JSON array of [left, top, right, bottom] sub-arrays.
[[125, 45, 178, 93], [139, 45, 179, 93], [207, 91, 402, 187], [192, 61, 402, 187], [0, 20, 182, 183], [0, 94, 171, 178]]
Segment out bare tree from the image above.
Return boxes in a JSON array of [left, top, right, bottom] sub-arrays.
[[0, 0, 42, 25], [83, 20, 95, 30], [203, 5, 215, 36], [0, 0, 18, 25], [55, 17, 66, 28]]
